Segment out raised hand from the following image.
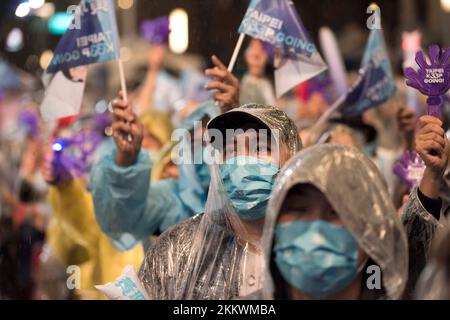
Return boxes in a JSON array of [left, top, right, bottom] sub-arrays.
[[415, 116, 449, 176], [111, 92, 144, 166], [205, 55, 240, 113], [415, 115, 449, 199]]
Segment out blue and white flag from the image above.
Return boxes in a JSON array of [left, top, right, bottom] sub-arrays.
[[340, 28, 396, 117], [238, 0, 327, 97], [40, 0, 120, 121]]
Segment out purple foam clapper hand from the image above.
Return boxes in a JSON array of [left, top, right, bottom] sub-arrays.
[[404, 45, 450, 118], [393, 150, 426, 190]]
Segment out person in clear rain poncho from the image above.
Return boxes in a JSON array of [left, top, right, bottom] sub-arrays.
[[259, 144, 408, 300], [89, 100, 219, 251], [414, 224, 450, 300], [90, 54, 241, 252], [401, 115, 449, 298], [138, 103, 301, 299]]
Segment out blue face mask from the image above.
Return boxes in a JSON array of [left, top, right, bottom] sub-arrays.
[[274, 220, 359, 298], [220, 156, 279, 221]]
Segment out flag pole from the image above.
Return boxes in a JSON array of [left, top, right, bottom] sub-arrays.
[[117, 59, 132, 141], [118, 59, 128, 102], [228, 33, 245, 72]]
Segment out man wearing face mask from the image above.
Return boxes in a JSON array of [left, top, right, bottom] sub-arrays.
[[138, 103, 301, 299], [89, 100, 219, 251]]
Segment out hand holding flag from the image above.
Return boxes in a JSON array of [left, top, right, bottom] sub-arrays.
[[111, 93, 144, 167], [204, 55, 240, 113]]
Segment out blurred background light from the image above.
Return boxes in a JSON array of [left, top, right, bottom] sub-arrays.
[[52, 142, 63, 152], [95, 100, 108, 113], [48, 12, 73, 35], [118, 0, 134, 10], [5, 28, 24, 52], [15, 2, 31, 18], [169, 8, 189, 54], [25, 54, 39, 70], [39, 49, 53, 70], [441, 0, 450, 12], [34, 2, 54, 18], [29, 0, 45, 10]]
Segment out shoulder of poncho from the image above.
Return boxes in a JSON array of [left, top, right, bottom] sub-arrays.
[[163, 212, 204, 237], [148, 213, 205, 256]]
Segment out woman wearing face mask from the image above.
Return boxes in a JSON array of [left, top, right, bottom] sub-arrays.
[[260, 144, 408, 300], [90, 100, 219, 251], [138, 103, 301, 299]]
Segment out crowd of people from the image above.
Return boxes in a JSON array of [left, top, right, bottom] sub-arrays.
[[0, 14, 449, 301]]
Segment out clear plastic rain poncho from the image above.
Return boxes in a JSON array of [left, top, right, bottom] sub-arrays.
[[401, 186, 448, 298], [259, 144, 408, 300], [415, 224, 450, 300], [89, 101, 219, 251], [138, 103, 301, 299]]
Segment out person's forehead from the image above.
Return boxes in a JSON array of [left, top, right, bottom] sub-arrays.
[[230, 130, 271, 138]]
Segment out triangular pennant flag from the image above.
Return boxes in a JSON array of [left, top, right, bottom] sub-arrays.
[[340, 27, 396, 117], [41, 0, 121, 121], [238, 0, 327, 97], [47, 0, 120, 73], [40, 68, 87, 121]]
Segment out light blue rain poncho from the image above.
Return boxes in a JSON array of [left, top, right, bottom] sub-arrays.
[[89, 101, 219, 251]]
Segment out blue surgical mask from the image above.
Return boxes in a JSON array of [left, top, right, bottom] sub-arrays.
[[274, 220, 359, 298], [220, 156, 279, 221]]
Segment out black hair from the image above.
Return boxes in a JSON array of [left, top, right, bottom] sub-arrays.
[[61, 68, 84, 83]]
